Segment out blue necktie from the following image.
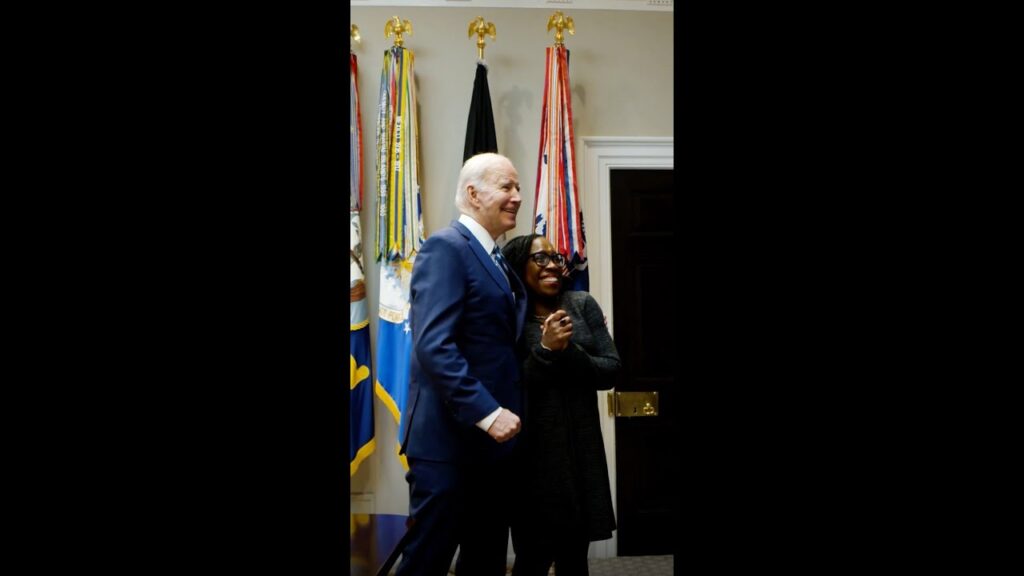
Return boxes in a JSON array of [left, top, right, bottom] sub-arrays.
[[492, 246, 511, 287]]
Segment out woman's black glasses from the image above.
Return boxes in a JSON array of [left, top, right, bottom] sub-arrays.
[[528, 251, 566, 268]]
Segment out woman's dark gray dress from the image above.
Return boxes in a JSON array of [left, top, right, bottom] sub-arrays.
[[515, 290, 620, 542]]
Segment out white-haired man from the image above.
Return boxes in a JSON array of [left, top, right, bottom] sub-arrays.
[[397, 153, 527, 576]]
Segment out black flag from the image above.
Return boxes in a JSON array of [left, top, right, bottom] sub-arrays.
[[463, 62, 498, 161]]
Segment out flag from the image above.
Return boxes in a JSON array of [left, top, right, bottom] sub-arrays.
[[351, 51, 364, 214], [350, 217, 375, 477], [374, 45, 424, 471], [464, 61, 497, 161], [534, 45, 588, 291], [350, 51, 375, 477]]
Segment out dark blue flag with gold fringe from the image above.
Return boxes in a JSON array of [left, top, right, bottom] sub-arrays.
[[350, 50, 375, 477]]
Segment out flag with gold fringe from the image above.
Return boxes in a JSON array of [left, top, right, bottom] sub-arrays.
[[534, 43, 588, 291], [374, 43, 424, 471], [350, 51, 375, 477]]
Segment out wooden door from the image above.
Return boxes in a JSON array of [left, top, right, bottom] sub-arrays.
[[610, 168, 675, 556]]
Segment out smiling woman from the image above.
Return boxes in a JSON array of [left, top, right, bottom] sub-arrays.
[[501, 233, 621, 575]]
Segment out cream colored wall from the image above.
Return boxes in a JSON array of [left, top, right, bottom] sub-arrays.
[[350, 6, 673, 515]]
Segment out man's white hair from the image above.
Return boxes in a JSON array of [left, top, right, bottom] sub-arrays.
[[455, 153, 508, 214]]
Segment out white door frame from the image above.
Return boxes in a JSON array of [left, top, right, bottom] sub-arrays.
[[581, 136, 673, 558]]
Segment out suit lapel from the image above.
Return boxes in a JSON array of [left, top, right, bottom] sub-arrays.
[[454, 221, 516, 306]]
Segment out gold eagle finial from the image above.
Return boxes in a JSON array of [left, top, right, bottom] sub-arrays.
[[467, 17, 496, 60], [544, 10, 577, 45], [384, 16, 413, 47], [546, 11, 575, 46], [350, 24, 360, 49]]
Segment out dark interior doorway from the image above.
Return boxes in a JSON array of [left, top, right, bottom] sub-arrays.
[[610, 168, 675, 556]]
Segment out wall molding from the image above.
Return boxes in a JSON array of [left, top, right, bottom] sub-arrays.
[[350, 0, 673, 12]]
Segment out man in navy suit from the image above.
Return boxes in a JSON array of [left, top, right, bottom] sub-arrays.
[[396, 153, 527, 576]]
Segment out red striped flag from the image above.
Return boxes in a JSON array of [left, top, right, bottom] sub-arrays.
[[534, 45, 588, 291]]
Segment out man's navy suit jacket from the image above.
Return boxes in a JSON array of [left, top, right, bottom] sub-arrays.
[[400, 220, 527, 463]]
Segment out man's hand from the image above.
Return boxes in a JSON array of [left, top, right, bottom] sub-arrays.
[[486, 408, 521, 443]]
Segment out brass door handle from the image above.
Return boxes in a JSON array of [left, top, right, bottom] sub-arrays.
[[607, 391, 659, 417]]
